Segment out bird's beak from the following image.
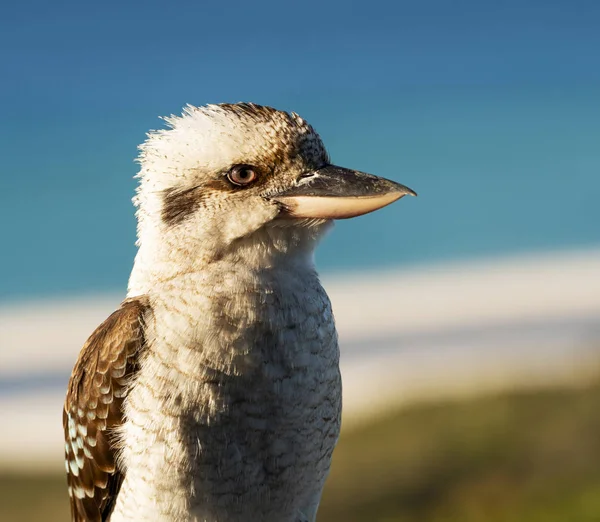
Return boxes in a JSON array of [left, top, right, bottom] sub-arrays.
[[272, 165, 416, 219]]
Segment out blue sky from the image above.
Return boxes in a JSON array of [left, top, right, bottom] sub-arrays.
[[1, 0, 599, 300]]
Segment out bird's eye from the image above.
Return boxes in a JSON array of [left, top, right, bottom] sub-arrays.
[[227, 165, 258, 186]]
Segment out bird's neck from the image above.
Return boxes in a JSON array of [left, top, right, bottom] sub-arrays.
[[127, 221, 331, 298]]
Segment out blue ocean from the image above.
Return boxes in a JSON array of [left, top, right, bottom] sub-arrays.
[[1, 1, 599, 302]]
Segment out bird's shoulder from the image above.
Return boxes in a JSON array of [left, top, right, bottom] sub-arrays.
[[63, 295, 151, 522]]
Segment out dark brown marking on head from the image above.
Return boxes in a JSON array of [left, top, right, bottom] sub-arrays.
[[217, 102, 282, 121], [162, 165, 271, 228], [161, 186, 204, 227], [215, 103, 330, 169]]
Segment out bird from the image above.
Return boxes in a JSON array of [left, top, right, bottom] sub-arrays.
[[63, 102, 415, 522]]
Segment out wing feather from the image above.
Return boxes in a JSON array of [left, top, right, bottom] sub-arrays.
[[63, 296, 150, 522]]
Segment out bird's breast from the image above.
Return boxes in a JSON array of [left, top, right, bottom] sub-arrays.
[[116, 265, 341, 521]]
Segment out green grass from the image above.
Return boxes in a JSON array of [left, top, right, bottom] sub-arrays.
[[319, 383, 600, 522], [2, 382, 600, 521], [0, 472, 69, 522]]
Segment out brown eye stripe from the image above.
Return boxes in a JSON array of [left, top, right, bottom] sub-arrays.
[[161, 186, 204, 226], [161, 164, 273, 227]]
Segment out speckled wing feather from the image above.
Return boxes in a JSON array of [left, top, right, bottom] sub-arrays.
[[63, 296, 150, 522]]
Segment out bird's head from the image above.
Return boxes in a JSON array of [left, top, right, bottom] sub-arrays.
[[134, 103, 415, 271]]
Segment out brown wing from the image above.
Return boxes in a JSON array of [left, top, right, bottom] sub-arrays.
[[63, 296, 150, 522]]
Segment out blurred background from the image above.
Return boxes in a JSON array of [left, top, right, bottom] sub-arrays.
[[2, 0, 600, 520]]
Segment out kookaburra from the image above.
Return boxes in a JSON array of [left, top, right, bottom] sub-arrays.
[[63, 103, 415, 522]]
